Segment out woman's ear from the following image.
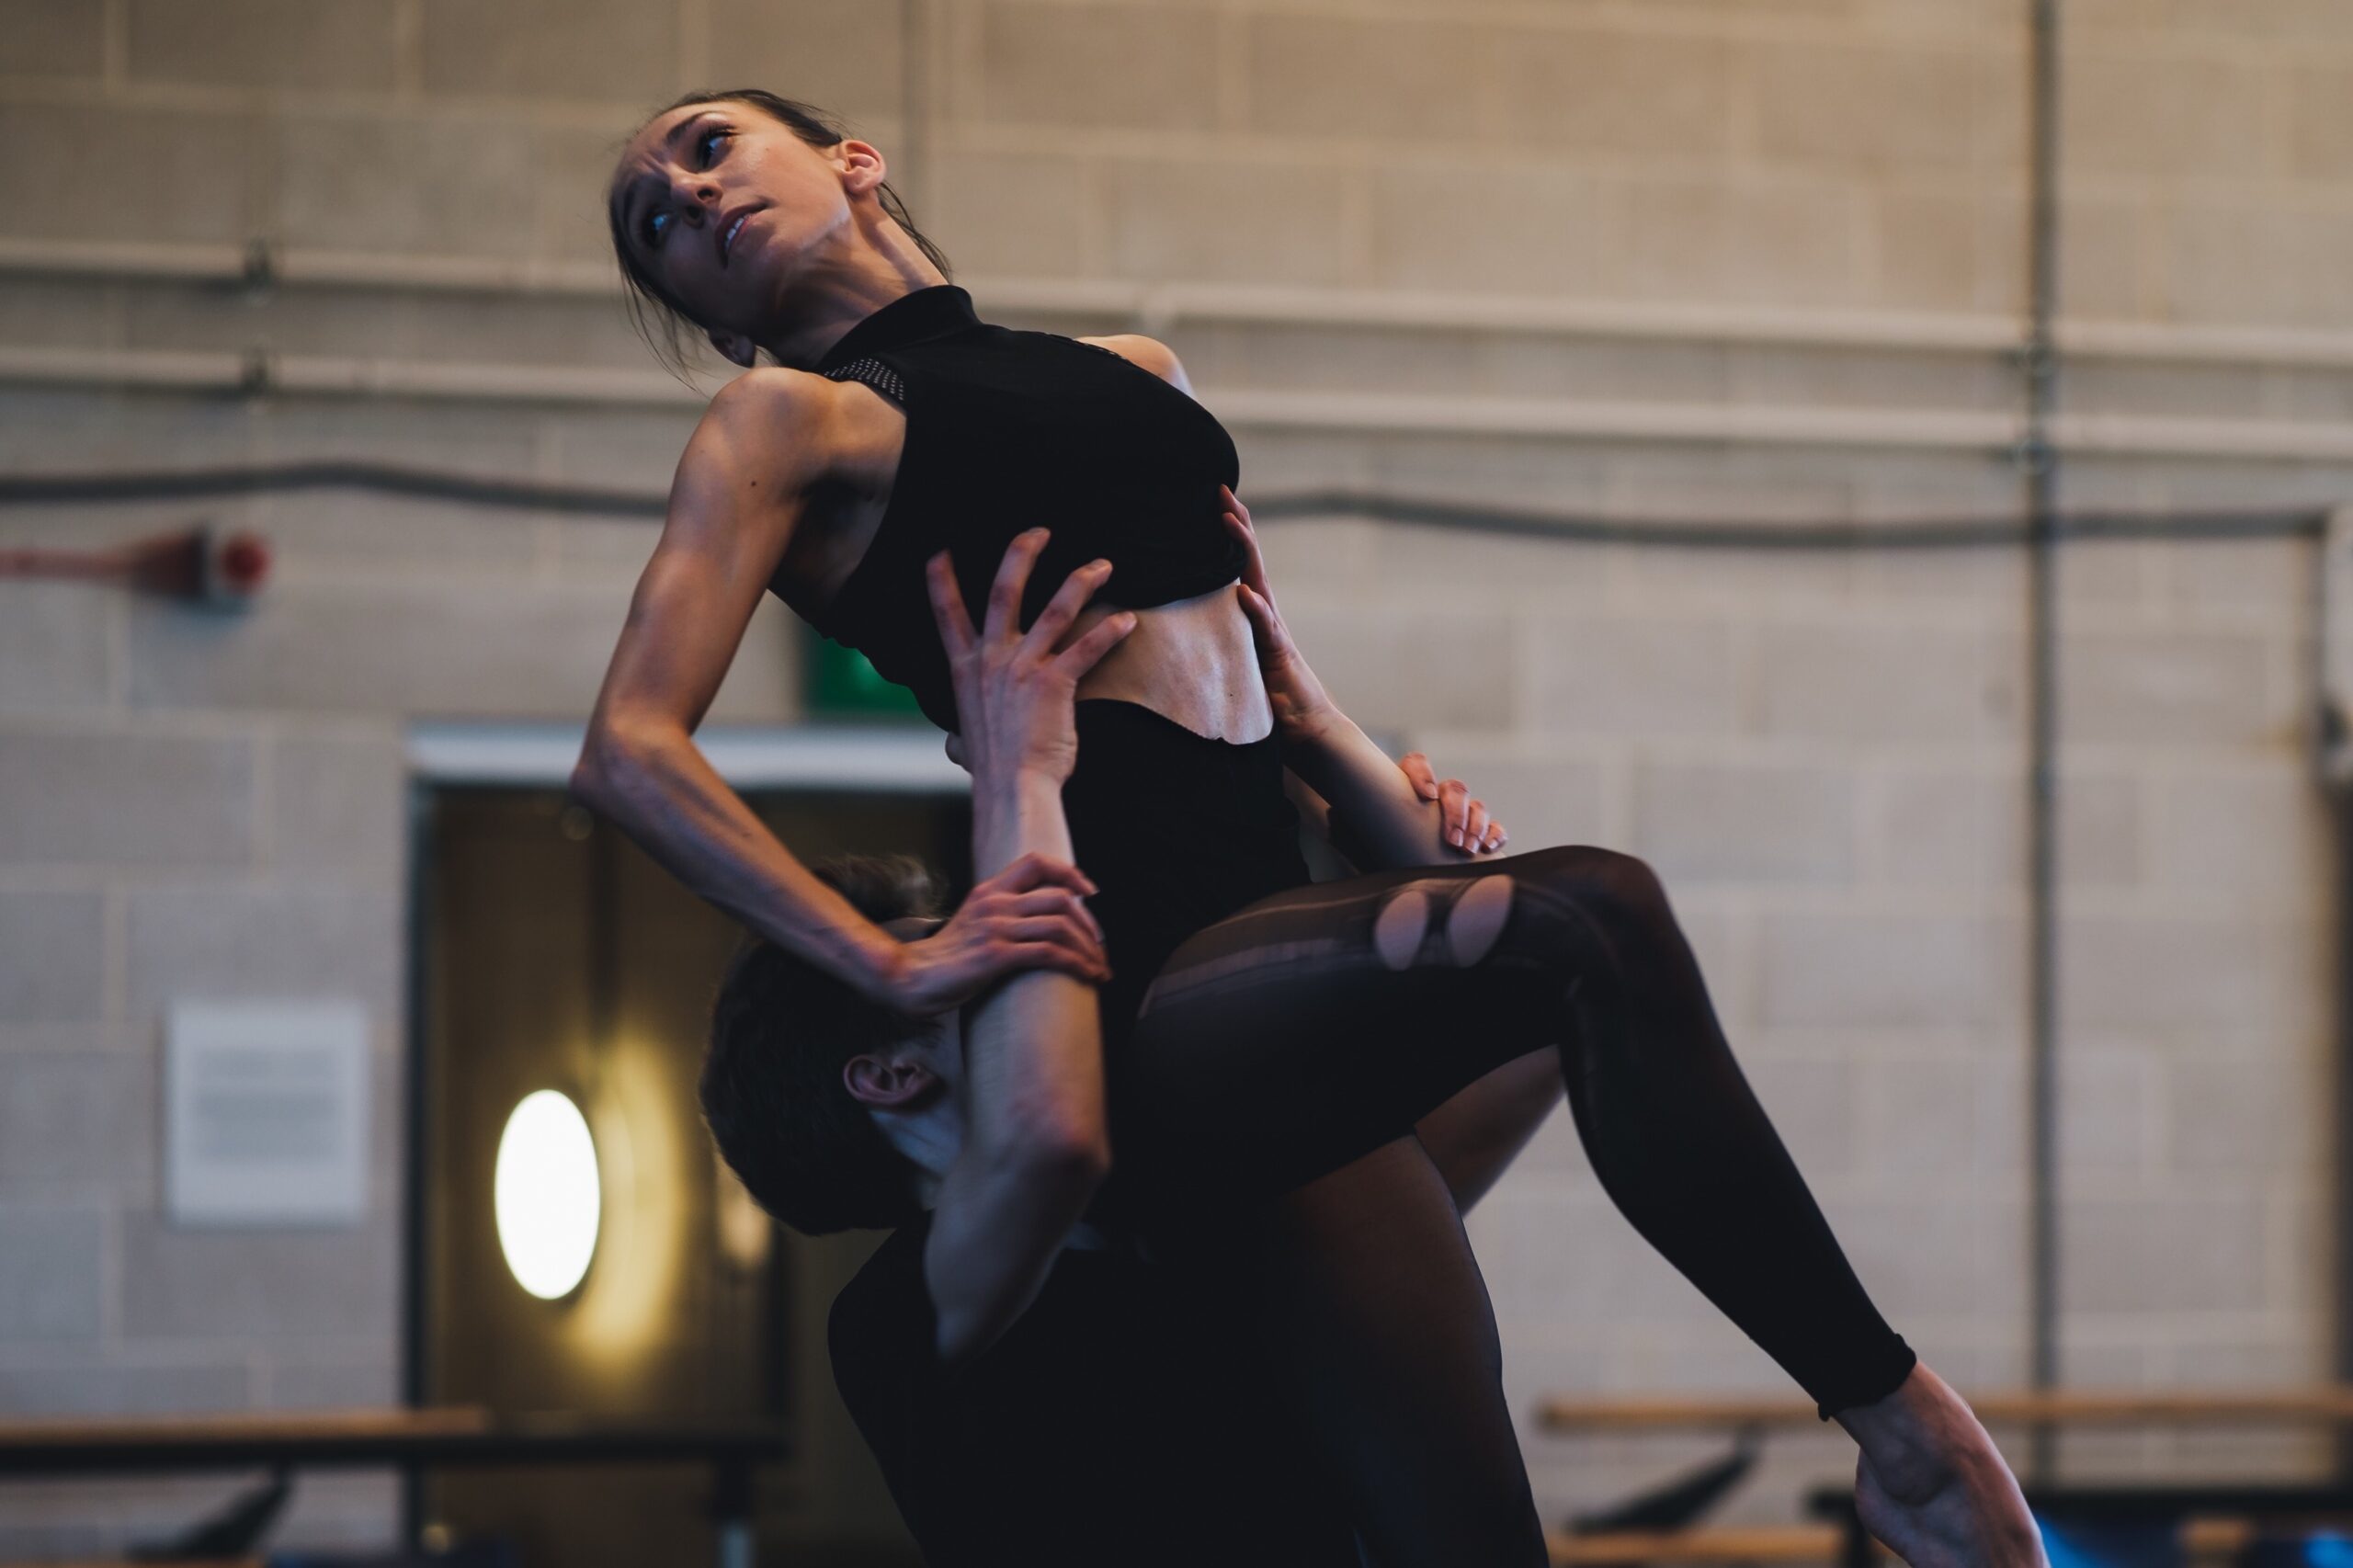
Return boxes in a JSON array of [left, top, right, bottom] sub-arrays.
[[708, 329, 758, 368], [843, 1052, 937, 1109], [835, 138, 887, 195]]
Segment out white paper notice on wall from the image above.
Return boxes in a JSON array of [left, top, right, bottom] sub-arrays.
[[166, 1000, 369, 1228]]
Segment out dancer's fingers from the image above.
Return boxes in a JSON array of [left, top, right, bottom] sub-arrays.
[[926, 551, 976, 661], [1437, 777, 1470, 844], [997, 938, 1111, 984], [1220, 483, 1252, 532], [1234, 584, 1286, 660], [1222, 506, 1271, 601], [995, 915, 1108, 958], [988, 848, 1098, 899], [983, 528, 1050, 644], [983, 886, 1107, 948], [1399, 751, 1441, 801], [1024, 558, 1112, 657], [1051, 608, 1139, 683]]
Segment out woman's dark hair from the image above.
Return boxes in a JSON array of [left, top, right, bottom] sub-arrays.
[[608, 88, 954, 381], [701, 853, 945, 1235]]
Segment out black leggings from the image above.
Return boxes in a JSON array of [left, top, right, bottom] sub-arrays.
[[1104, 846, 1916, 1561]]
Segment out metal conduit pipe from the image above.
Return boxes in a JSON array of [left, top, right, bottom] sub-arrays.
[[11, 235, 2353, 371], [2022, 0, 2065, 1483], [6, 345, 2353, 466], [0, 460, 2325, 553]]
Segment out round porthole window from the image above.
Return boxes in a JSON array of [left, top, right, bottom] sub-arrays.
[[494, 1090, 600, 1301]]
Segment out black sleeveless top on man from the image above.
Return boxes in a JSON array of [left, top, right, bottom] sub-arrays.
[[788, 284, 1313, 1045], [799, 283, 1250, 734]]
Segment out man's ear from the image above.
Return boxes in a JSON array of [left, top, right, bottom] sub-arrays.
[[844, 1052, 937, 1110], [708, 329, 758, 368]]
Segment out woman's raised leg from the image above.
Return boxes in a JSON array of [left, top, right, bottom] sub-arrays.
[[1112, 844, 1916, 1426]]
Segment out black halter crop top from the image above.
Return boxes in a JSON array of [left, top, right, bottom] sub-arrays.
[[793, 285, 1246, 733]]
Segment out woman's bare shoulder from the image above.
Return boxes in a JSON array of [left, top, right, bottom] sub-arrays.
[[682, 366, 848, 496]]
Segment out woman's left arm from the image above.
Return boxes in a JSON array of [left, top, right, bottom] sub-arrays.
[[1222, 484, 1508, 867], [1220, 485, 1552, 1206]]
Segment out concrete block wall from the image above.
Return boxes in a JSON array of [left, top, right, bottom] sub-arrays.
[[1, 0, 2348, 1549]]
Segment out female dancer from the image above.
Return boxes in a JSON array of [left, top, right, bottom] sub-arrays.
[[579, 87, 2038, 1563]]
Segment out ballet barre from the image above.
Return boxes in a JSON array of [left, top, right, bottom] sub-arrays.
[[1540, 1386, 2353, 1431], [0, 1407, 789, 1568]]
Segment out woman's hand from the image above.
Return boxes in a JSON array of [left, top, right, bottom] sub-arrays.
[[926, 528, 1138, 788], [1399, 752, 1510, 855], [879, 850, 1114, 1011], [1222, 483, 1344, 747]]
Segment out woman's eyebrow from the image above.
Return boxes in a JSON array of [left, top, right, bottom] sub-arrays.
[[620, 112, 718, 233]]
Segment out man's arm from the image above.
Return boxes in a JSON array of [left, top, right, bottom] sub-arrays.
[[924, 768, 1108, 1364], [917, 537, 1134, 1366]]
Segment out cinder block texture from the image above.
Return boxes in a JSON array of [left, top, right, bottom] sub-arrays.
[[0, 1363, 248, 1417], [419, 0, 677, 101], [0, 585, 116, 714], [265, 729, 408, 874], [975, 3, 1221, 131], [0, 733, 255, 867], [0, 1049, 153, 1196], [1750, 42, 1988, 173], [127, 581, 797, 722], [270, 111, 548, 260], [1279, 600, 1516, 733], [1629, 760, 1854, 884], [1244, 16, 1480, 140], [0, 104, 256, 244], [0, 0, 104, 76], [710, 0, 905, 121], [1756, 624, 2017, 744], [2062, 1194, 2270, 1314], [1759, 912, 2021, 1030], [119, 1214, 398, 1340], [125, 885, 402, 1026], [1100, 156, 1350, 286], [0, 1209, 102, 1339], [0, 891, 105, 1022], [1484, 28, 1731, 156], [126, 0, 399, 91], [1535, 617, 1740, 736]]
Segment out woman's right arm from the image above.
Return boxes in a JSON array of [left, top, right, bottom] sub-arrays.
[[569, 371, 1107, 1006]]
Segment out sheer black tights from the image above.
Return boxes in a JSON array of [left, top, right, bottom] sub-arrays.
[[1111, 846, 1916, 1563], [1152, 1136, 1550, 1565]]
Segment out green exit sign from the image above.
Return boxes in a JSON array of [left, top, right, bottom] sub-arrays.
[[807, 630, 925, 720]]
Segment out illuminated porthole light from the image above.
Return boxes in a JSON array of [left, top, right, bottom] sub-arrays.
[[494, 1090, 600, 1300]]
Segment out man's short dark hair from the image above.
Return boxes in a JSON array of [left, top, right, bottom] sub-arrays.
[[702, 854, 944, 1235]]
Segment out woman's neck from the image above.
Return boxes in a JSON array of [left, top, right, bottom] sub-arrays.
[[763, 222, 949, 368]]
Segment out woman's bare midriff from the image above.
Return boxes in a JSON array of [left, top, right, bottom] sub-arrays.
[[790, 370, 1277, 747]]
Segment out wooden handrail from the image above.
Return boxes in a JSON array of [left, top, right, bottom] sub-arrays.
[[0, 1406, 492, 1449], [1541, 1387, 2353, 1432]]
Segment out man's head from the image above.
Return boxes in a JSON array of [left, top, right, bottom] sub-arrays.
[[701, 854, 965, 1235]]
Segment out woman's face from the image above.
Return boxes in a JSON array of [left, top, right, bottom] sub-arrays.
[[608, 101, 871, 356]]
